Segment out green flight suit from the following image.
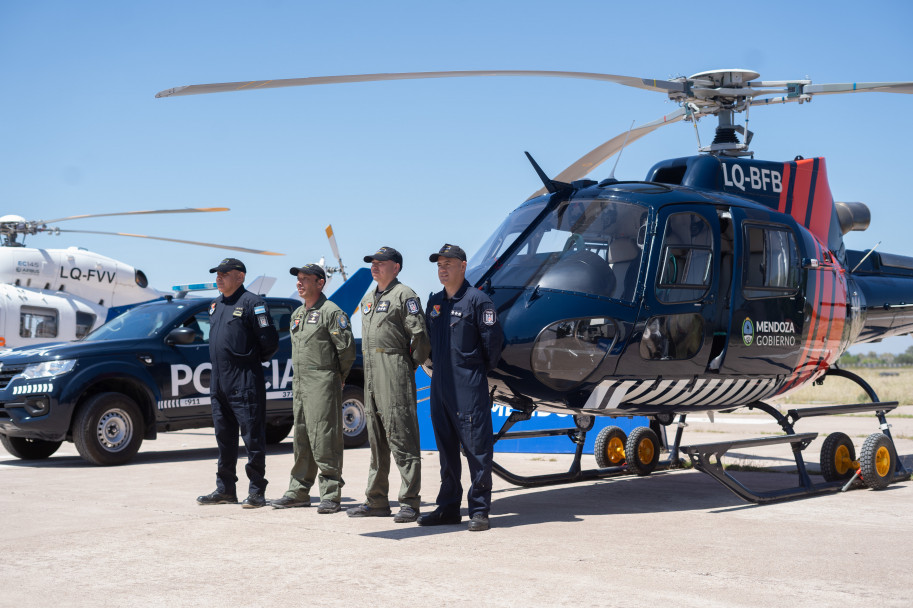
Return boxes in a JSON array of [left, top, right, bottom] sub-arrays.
[[360, 278, 431, 509], [285, 293, 355, 502]]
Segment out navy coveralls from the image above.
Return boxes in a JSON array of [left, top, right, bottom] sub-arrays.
[[208, 286, 279, 496], [425, 280, 503, 516]]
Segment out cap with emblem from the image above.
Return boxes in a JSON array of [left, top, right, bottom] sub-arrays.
[[289, 263, 327, 282], [209, 257, 247, 273], [429, 243, 467, 262], [363, 246, 403, 267]]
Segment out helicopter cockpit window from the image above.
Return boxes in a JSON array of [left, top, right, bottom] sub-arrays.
[[743, 224, 800, 298], [656, 212, 713, 303], [75, 312, 97, 340], [466, 199, 648, 301], [20, 307, 59, 339]]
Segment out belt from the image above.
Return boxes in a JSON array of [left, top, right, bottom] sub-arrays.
[[374, 347, 407, 355]]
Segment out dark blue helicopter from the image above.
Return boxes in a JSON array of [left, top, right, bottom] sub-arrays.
[[157, 69, 913, 503]]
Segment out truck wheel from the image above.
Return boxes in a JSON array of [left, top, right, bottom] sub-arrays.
[[0, 434, 62, 460], [342, 384, 368, 448], [265, 421, 293, 444], [73, 392, 145, 466]]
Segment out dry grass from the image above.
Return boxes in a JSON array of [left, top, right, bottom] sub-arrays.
[[771, 368, 913, 406]]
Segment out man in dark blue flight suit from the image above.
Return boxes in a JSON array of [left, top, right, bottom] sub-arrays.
[[197, 258, 279, 508], [419, 244, 503, 532]]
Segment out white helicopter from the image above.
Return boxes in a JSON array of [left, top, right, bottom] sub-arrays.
[[0, 208, 283, 349]]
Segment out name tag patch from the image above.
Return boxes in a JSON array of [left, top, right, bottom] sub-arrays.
[[377, 300, 390, 313], [306, 310, 321, 324], [233, 307, 244, 317]]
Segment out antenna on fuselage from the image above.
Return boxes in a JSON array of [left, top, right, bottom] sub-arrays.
[[607, 120, 636, 181], [524, 152, 570, 194]]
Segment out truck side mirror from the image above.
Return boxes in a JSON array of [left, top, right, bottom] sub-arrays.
[[165, 327, 198, 346]]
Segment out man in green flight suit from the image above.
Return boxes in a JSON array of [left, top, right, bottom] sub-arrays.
[[347, 246, 430, 523], [271, 263, 355, 514]]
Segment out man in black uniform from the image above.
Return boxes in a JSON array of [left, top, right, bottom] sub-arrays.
[[419, 244, 503, 532], [197, 257, 279, 508]]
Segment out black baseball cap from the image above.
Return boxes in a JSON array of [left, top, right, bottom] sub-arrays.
[[364, 246, 403, 266], [289, 263, 327, 282], [209, 257, 246, 273], [429, 243, 467, 262]]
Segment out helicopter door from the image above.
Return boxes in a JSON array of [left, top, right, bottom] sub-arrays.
[[618, 205, 722, 377], [716, 209, 804, 376]]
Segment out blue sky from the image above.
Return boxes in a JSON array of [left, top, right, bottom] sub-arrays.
[[1, 1, 911, 352]]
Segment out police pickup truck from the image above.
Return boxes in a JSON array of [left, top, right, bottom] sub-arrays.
[[0, 296, 367, 465]]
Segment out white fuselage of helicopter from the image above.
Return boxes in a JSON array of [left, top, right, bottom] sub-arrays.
[[0, 246, 162, 348]]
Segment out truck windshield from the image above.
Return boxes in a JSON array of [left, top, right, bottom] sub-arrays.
[[83, 303, 194, 341], [466, 198, 648, 300]]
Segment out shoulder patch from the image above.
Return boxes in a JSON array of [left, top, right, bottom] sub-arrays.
[[254, 304, 267, 315], [258, 315, 269, 327], [338, 313, 349, 330], [406, 297, 420, 315], [483, 309, 497, 326]]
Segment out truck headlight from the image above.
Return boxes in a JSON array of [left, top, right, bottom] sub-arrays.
[[19, 359, 76, 380]]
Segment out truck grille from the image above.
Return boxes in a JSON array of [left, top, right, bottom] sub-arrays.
[[0, 365, 27, 390]]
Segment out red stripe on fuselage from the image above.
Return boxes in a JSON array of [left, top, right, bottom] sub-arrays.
[[808, 159, 834, 246]]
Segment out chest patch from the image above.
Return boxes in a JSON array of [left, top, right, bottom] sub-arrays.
[[430, 305, 440, 318], [233, 307, 244, 318], [293, 317, 301, 330], [306, 310, 321, 324], [483, 309, 497, 326], [406, 298, 420, 315], [209, 302, 216, 315], [377, 300, 390, 313], [362, 302, 373, 315]]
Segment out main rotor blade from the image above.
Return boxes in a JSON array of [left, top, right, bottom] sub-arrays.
[[803, 81, 913, 95], [57, 229, 283, 256], [527, 107, 687, 199], [155, 70, 685, 98], [39, 207, 229, 225]]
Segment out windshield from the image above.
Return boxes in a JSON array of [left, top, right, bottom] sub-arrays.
[[83, 302, 194, 341], [467, 198, 649, 300]]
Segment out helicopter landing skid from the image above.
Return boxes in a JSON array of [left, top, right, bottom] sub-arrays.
[[681, 384, 910, 503], [489, 410, 672, 488]]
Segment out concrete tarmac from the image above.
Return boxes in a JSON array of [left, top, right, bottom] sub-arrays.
[[2, 408, 911, 607]]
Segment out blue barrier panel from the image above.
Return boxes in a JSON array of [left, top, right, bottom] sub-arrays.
[[414, 369, 651, 454]]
